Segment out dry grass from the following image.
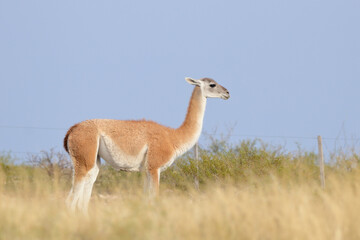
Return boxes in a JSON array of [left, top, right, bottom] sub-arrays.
[[1, 140, 360, 240], [1, 170, 360, 240]]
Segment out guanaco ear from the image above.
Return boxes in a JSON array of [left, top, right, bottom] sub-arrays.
[[185, 77, 201, 86]]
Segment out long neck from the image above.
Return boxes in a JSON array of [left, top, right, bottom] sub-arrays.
[[174, 86, 207, 155]]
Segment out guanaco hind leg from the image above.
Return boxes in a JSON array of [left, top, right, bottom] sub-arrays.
[[67, 157, 100, 213], [66, 129, 100, 213]]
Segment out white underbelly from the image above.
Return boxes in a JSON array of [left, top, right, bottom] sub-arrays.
[[98, 135, 148, 172]]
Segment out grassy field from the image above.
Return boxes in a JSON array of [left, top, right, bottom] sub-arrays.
[[1, 139, 360, 240]]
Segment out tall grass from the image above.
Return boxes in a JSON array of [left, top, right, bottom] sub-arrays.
[[1, 139, 360, 240]]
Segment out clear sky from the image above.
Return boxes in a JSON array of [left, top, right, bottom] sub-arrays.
[[1, 0, 359, 160]]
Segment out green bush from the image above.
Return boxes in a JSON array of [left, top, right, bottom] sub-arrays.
[[0, 139, 359, 195], [161, 139, 321, 190]]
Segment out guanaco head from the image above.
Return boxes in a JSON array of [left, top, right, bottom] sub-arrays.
[[185, 77, 230, 100]]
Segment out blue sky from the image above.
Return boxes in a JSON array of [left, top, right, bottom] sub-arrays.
[[1, 0, 359, 160]]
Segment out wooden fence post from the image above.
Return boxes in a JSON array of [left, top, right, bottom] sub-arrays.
[[317, 136, 326, 189], [194, 143, 199, 190], [194, 142, 199, 161]]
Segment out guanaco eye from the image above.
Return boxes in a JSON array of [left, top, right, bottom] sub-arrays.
[[209, 84, 216, 88]]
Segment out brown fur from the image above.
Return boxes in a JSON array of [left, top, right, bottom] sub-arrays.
[[64, 87, 204, 177]]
